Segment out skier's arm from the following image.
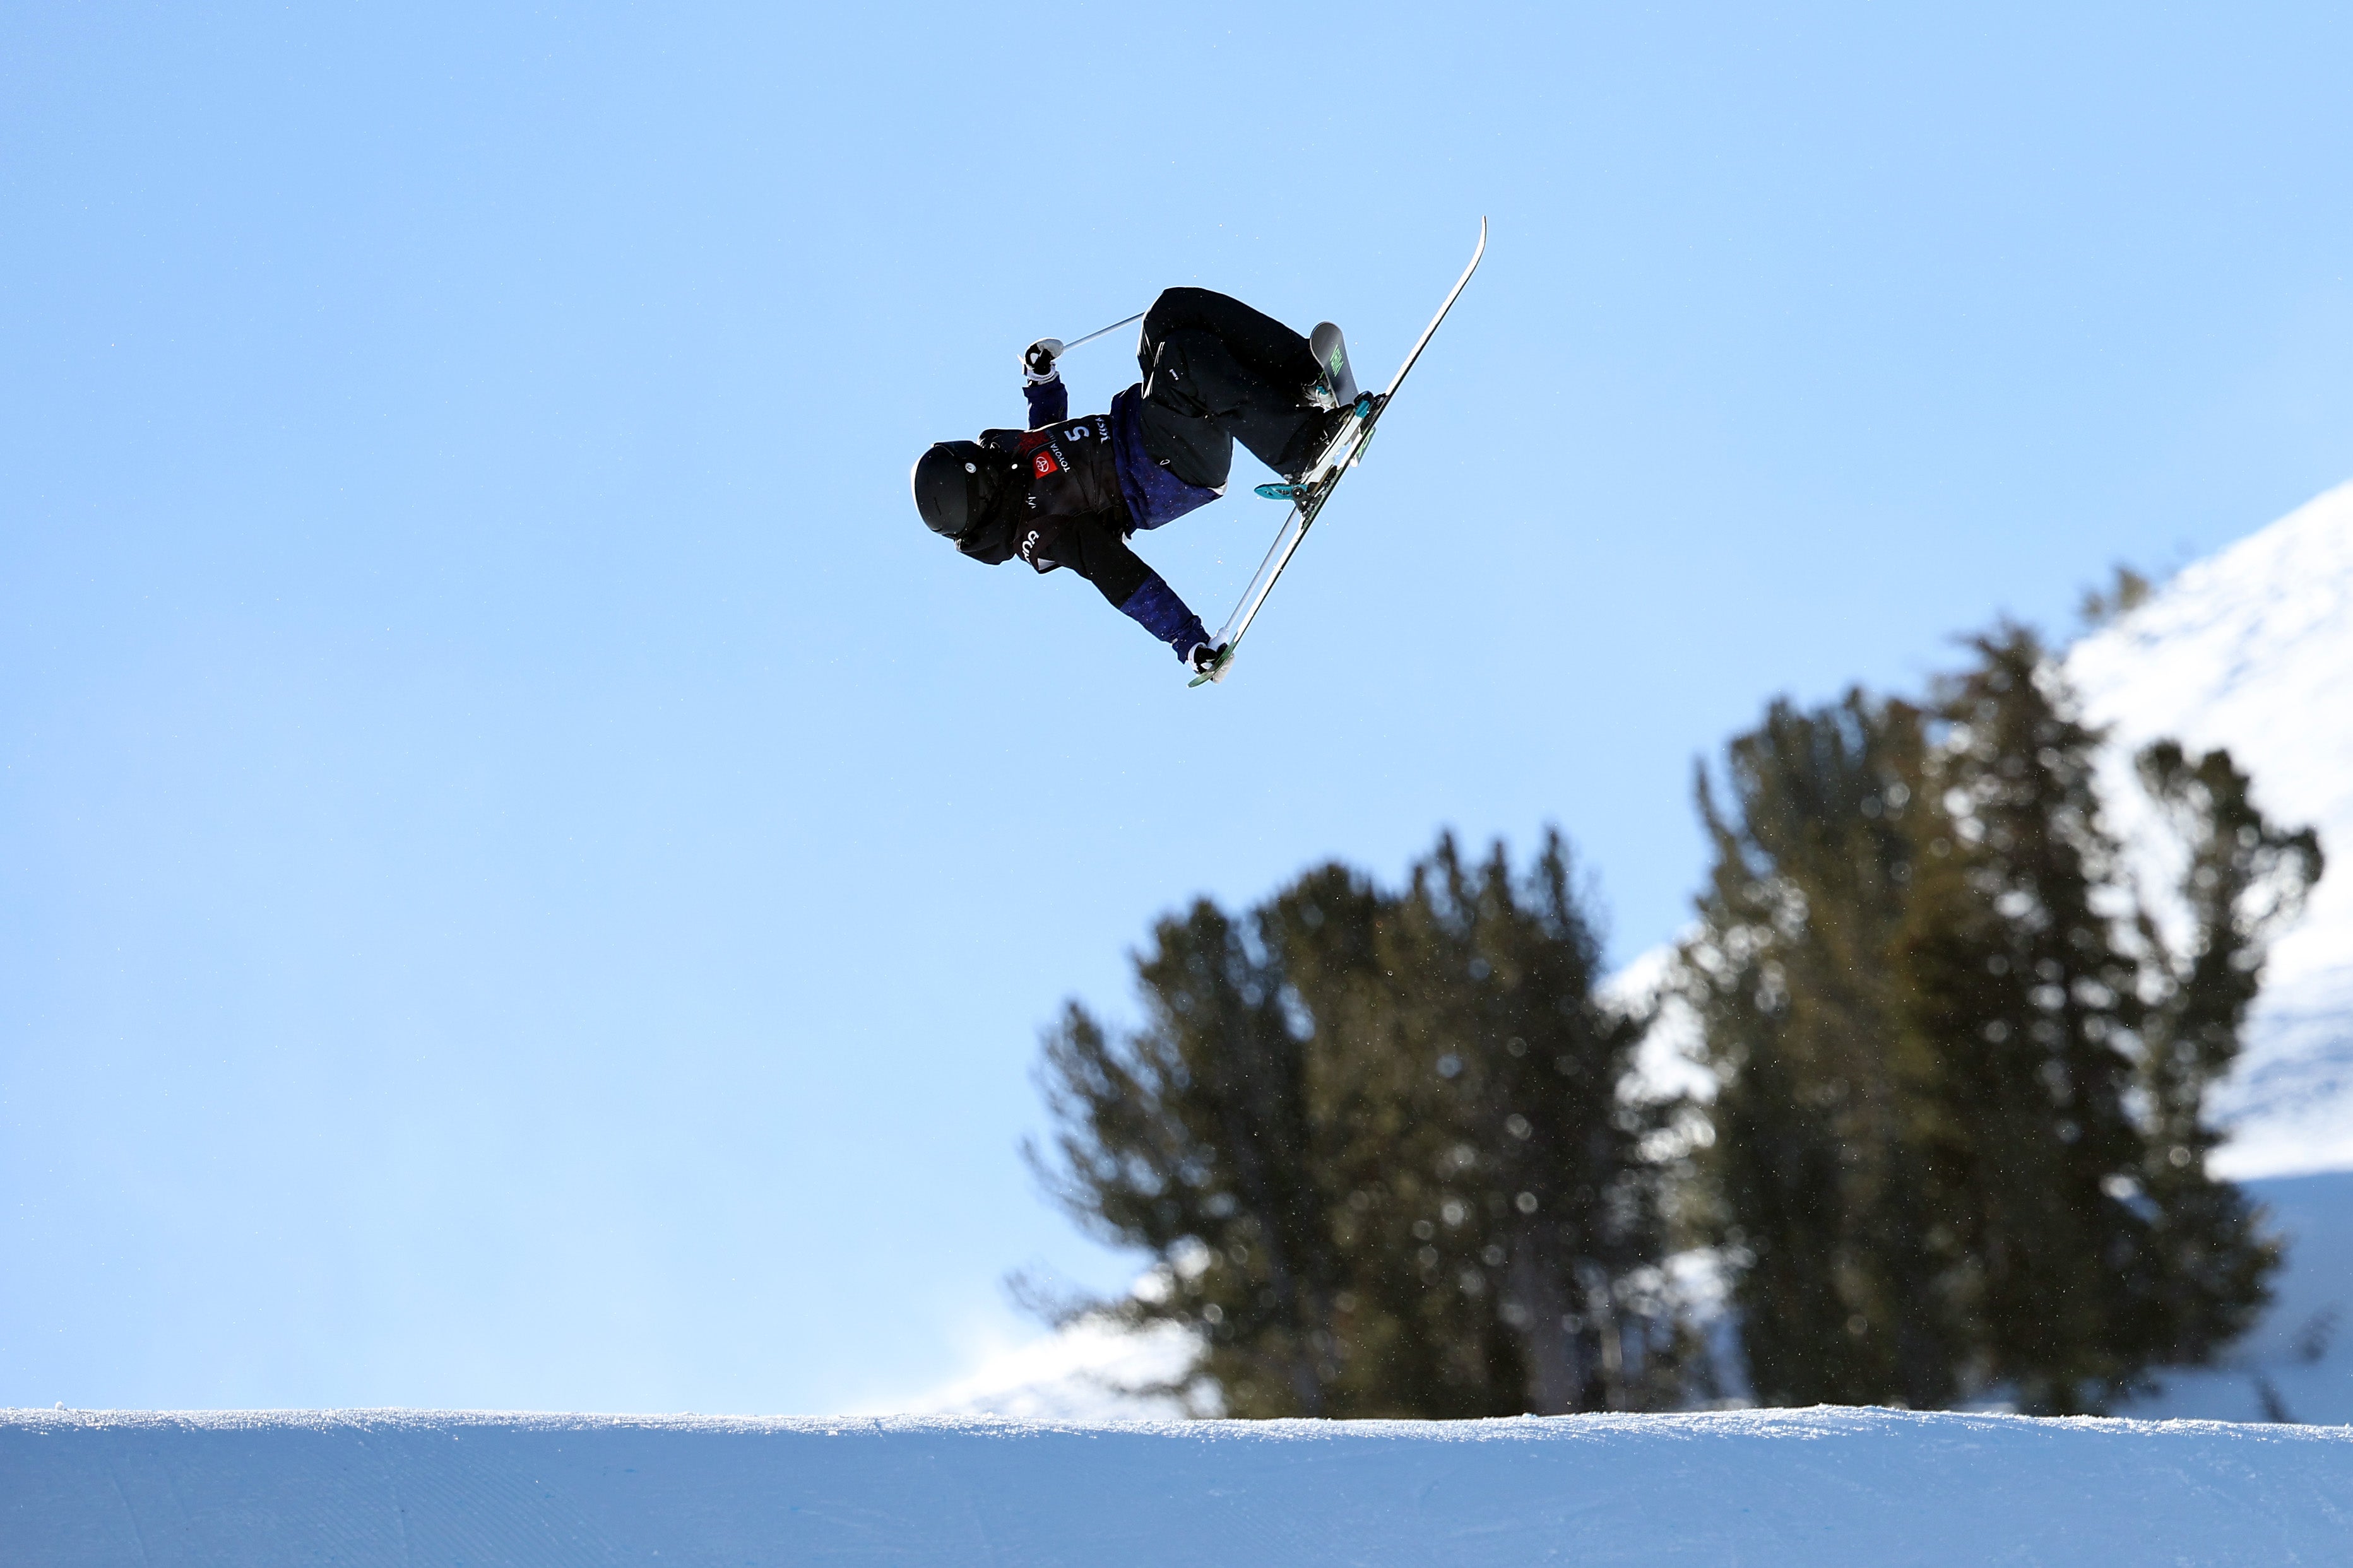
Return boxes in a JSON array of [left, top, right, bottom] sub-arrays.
[[1118, 572, 1214, 663], [1068, 521, 1211, 661], [1023, 373, 1068, 430], [1021, 338, 1068, 429]]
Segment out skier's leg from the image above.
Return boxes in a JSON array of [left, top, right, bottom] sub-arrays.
[[1138, 288, 1319, 391], [1130, 372, 1233, 492], [1135, 289, 1334, 483]]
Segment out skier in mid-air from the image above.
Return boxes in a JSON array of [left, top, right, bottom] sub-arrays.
[[910, 288, 1358, 674]]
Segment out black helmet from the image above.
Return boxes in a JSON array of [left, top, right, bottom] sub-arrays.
[[911, 440, 1014, 539]]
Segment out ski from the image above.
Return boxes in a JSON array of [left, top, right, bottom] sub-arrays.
[[1190, 218, 1487, 687]]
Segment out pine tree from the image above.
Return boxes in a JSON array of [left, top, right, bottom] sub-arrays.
[[1029, 832, 1700, 1417], [2127, 740, 2320, 1365], [1361, 834, 1697, 1413], [1030, 885, 1357, 1416], [1898, 627, 2164, 1412], [1685, 692, 1962, 1408], [1690, 623, 2319, 1414]]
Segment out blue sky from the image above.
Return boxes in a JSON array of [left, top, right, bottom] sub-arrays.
[[4, 3, 2350, 1413]]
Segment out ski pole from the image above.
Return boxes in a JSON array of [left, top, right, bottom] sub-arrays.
[[1028, 310, 1146, 368], [1057, 309, 1144, 353]]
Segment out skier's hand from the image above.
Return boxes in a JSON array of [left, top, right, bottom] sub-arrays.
[[1187, 640, 1228, 676], [1021, 338, 1064, 384]]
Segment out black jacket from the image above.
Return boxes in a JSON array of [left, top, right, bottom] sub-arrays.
[[952, 389, 1154, 608]]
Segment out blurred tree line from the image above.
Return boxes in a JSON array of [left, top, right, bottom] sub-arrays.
[[1029, 834, 1704, 1417], [1028, 621, 2320, 1417]]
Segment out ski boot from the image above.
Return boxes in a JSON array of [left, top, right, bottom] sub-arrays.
[[1256, 391, 1382, 500]]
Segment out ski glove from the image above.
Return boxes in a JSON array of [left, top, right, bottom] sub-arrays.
[[1021, 338, 1063, 385], [1188, 641, 1228, 676]]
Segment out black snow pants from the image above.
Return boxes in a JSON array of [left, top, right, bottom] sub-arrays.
[[1134, 287, 1329, 490]]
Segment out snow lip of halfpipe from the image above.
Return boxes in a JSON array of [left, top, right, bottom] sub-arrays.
[[6, 1405, 2351, 1568]]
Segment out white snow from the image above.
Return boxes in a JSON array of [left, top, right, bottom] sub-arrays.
[[6, 1405, 2350, 1567], [2068, 478, 2353, 1179], [2059, 483, 2353, 1421], [2123, 1169, 2353, 1425], [858, 1316, 1197, 1421]]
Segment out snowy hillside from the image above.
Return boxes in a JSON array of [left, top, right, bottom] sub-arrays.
[[875, 1318, 1195, 1421], [2068, 478, 2353, 1178], [2063, 483, 2353, 1422], [7, 1406, 2351, 1567], [2125, 1169, 2353, 1424]]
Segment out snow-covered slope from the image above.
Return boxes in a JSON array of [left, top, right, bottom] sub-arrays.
[[2068, 479, 2353, 1178], [867, 1317, 1195, 1420], [2072, 481, 2353, 1424], [7, 1406, 2350, 1567], [2125, 1169, 2353, 1424]]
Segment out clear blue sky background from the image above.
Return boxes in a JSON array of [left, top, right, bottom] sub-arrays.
[[5, 3, 2350, 1413]]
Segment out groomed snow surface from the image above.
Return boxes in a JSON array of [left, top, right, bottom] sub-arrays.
[[7, 1406, 2352, 1567]]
